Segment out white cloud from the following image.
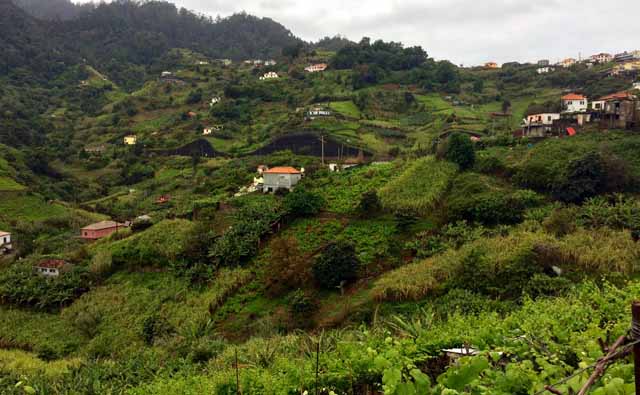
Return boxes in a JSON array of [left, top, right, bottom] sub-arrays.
[[73, 0, 640, 65]]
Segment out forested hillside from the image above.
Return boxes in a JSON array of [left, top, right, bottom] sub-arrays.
[[1, 0, 640, 393]]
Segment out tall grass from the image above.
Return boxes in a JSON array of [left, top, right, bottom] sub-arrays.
[[372, 225, 639, 302], [379, 157, 457, 215]]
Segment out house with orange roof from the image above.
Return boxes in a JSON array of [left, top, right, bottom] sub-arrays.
[[597, 91, 639, 129], [484, 62, 499, 69], [262, 167, 303, 193], [562, 93, 588, 113]]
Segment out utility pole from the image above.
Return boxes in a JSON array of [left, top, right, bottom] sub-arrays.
[[632, 301, 640, 395], [320, 135, 325, 166]]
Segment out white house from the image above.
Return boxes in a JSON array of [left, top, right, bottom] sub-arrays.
[[210, 97, 221, 107], [264, 60, 277, 66], [260, 72, 279, 80], [262, 167, 302, 192], [633, 82, 640, 90], [562, 93, 588, 113], [306, 107, 332, 119], [124, 135, 137, 145], [591, 53, 613, 64], [161, 71, 173, 78], [536, 67, 553, 74], [0, 231, 12, 254], [203, 128, 213, 135], [305, 63, 328, 73], [523, 113, 560, 126], [34, 259, 69, 277]]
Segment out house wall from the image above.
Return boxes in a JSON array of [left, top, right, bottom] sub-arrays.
[[526, 113, 560, 125], [1, 234, 10, 246], [36, 267, 60, 277], [563, 99, 588, 113], [82, 227, 119, 240], [263, 173, 302, 192]]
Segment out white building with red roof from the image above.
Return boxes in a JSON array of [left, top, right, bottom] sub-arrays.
[[562, 93, 588, 113], [262, 167, 303, 192]]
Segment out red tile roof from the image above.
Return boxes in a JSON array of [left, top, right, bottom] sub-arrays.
[[36, 259, 67, 269], [599, 91, 634, 101], [562, 93, 586, 100], [0, 231, 9, 237], [567, 127, 577, 136], [263, 166, 301, 174]]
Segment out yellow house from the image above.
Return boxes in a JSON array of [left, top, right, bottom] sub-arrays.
[[124, 135, 137, 145]]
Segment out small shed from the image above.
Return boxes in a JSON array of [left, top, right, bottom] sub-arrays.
[[34, 259, 70, 277]]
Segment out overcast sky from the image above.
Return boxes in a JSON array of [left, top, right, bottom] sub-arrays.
[[74, 0, 640, 65]]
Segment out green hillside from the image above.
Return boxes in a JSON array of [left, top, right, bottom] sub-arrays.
[[2, 1, 640, 393]]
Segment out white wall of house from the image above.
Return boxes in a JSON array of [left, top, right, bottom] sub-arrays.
[[263, 173, 302, 192], [1, 234, 10, 246], [525, 113, 560, 126], [563, 99, 588, 113], [36, 267, 60, 277], [592, 100, 606, 111]]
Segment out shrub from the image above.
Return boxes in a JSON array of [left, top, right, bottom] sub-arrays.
[[443, 133, 475, 170], [288, 289, 318, 328], [357, 190, 382, 216], [474, 155, 505, 175], [543, 207, 578, 237], [264, 237, 312, 297], [553, 152, 606, 203], [447, 174, 542, 226], [313, 241, 360, 289], [283, 187, 325, 217]]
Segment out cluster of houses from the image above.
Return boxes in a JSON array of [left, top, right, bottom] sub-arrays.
[[521, 89, 640, 137], [536, 50, 640, 75], [244, 59, 277, 67]]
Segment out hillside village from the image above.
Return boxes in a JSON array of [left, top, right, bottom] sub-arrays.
[[2, 0, 640, 393]]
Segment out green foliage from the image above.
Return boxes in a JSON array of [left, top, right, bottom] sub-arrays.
[[109, 219, 196, 269], [283, 187, 325, 217], [379, 157, 457, 216], [332, 38, 427, 72], [443, 133, 476, 170], [312, 241, 360, 289], [0, 263, 91, 309], [446, 173, 542, 226], [209, 195, 283, 267], [313, 163, 397, 214], [357, 190, 382, 216]]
